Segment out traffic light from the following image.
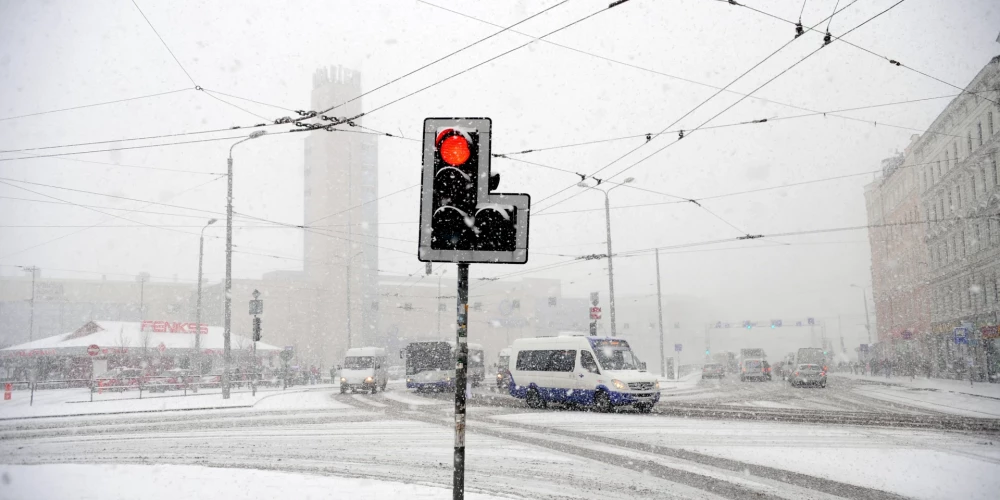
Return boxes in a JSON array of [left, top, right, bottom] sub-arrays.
[[252, 317, 261, 342], [418, 118, 530, 264]]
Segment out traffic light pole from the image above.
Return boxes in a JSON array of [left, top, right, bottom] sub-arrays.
[[453, 263, 469, 500]]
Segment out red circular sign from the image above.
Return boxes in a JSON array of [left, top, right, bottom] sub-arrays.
[[87, 344, 100, 356]]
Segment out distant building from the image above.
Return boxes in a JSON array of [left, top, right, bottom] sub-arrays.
[[303, 66, 380, 358]]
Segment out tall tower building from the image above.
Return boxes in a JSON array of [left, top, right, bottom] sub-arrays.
[[304, 66, 379, 361]]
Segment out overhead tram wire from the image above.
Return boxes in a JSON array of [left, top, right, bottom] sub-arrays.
[[494, 92, 969, 157], [726, 0, 1000, 107], [539, 0, 905, 215], [131, 0, 196, 86], [315, 0, 636, 127], [0, 174, 226, 260], [0, 88, 192, 122], [530, 0, 863, 212], [200, 88, 299, 114], [417, 0, 875, 129], [313, 0, 573, 117]]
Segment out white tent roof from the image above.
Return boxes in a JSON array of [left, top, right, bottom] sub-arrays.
[[1, 321, 281, 358]]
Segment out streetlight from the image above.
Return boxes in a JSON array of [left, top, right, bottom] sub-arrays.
[[851, 284, 872, 345], [194, 218, 217, 377], [346, 250, 364, 350], [223, 130, 266, 400], [577, 177, 635, 337]]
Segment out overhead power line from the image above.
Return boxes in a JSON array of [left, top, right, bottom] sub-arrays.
[[531, 0, 863, 213], [0, 88, 192, 122], [326, 0, 633, 126], [728, 0, 1000, 107], [130, 0, 197, 86], [315, 0, 572, 116]]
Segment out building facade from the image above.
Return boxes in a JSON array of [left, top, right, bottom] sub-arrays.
[[864, 55, 1000, 379], [864, 142, 933, 372]]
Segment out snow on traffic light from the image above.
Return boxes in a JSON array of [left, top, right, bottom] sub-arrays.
[[418, 118, 530, 264]]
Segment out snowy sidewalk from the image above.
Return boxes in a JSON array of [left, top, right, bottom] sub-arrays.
[[833, 373, 1000, 399], [832, 373, 1000, 418], [0, 385, 339, 420]]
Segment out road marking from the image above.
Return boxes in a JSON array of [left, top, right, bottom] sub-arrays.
[[350, 395, 387, 408]]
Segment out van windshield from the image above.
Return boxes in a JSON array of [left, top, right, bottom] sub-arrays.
[[594, 347, 640, 371], [343, 356, 373, 369]]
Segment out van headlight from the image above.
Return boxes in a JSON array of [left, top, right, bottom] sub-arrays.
[[340, 377, 346, 383], [654, 380, 660, 390], [365, 376, 373, 383], [612, 379, 627, 390], [497, 373, 503, 379]]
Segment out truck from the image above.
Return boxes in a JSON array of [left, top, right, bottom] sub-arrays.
[[738, 348, 769, 382]]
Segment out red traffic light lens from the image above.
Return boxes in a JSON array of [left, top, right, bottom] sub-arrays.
[[439, 135, 471, 166]]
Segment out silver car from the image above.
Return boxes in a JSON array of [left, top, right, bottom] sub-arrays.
[[788, 364, 827, 388]]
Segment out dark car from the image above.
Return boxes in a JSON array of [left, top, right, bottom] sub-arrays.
[[789, 364, 827, 388], [701, 363, 725, 379]]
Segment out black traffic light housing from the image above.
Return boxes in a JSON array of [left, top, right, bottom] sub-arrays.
[[417, 118, 529, 264]]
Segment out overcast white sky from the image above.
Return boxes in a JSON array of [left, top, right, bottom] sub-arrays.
[[1, 0, 998, 346]]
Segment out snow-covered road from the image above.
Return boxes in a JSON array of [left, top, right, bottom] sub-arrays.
[[2, 379, 999, 499]]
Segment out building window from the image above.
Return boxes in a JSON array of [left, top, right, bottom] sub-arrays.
[[992, 154, 999, 189], [945, 151, 951, 172], [548, 297, 557, 306], [989, 112, 995, 136], [511, 299, 520, 309], [968, 133, 974, 156], [978, 122, 984, 147], [971, 176, 977, 200]]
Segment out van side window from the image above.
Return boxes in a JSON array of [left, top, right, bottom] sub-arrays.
[[581, 351, 600, 374], [516, 350, 548, 371], [549, 350, 577, 372]]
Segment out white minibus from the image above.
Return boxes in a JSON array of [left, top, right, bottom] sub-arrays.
[[508, 336, 659, 412], [340, 347, 388, 394]]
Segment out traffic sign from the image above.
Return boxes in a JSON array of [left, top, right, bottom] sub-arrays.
[[589, 306, 602, 320], [674, 344, 682, 352], [87, 344, 100, 356], [417, 118, 530, 264], [590, 292, 599, 306], [249, 299, 263, 315], [954, 327, 969, 344]]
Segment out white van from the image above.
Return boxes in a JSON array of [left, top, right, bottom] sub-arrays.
[[339, 347, 388, 394], [508, 336, 660, 413]]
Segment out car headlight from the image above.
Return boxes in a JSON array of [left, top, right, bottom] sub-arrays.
[[654, 380, 660, 390], [612, 379, 627, 390], [340, 377, 346, 383], [497, 373, 503, 379], [365, 376, 374, 382], [406, 378, 412, 383], [443, 376, 451, 382]]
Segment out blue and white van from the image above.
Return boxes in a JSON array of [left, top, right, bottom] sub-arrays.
[[508, 336, 660, 412]]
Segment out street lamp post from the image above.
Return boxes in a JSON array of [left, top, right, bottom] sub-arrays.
[[346, 250, 364, 350], [578, 178, 634, 337], [223, 130, 267, 400], [195, 218, 217, 377]]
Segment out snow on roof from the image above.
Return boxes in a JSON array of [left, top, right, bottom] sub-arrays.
[[1, 320, 281, 357], [345, 347, 386, 356]]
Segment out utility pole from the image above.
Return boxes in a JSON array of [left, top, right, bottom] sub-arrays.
[[138, 273, 147, 322], [195, 219, 217, 377], [346, 251, 364, 350], [655, 249, 666, 378], [224, 130, 267, 400], [20, 266, 38, 342]]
